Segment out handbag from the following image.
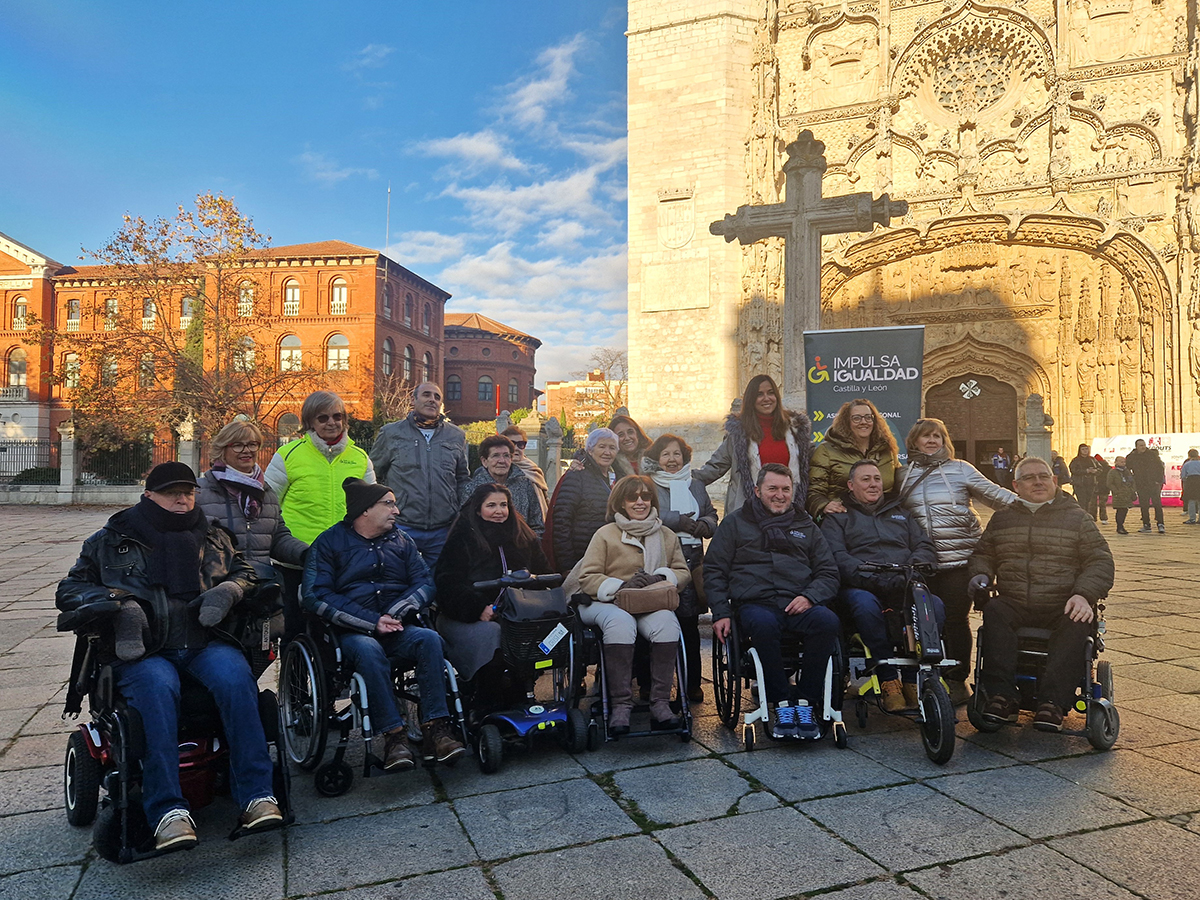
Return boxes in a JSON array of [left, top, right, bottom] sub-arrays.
[[614, 581, 679, 615]]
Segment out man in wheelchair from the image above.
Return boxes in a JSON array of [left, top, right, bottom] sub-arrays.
[[303, 477, 466, 769], [968, 456, 1114, 731], [705, 463, 841, 740], [821, 460, 944, 711], [56, 463, 282, 853]]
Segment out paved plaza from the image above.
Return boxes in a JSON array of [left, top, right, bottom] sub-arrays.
[[2, 505, 1200, 899]]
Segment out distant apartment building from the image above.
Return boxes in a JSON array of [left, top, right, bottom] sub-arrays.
[[543, 370, 627, 429]]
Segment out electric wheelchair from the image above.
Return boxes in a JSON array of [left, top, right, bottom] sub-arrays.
[[843, 562, 958, 765], [278, 610, 467, 796], [965, 581, 1119, 750], [712, 602, 847, 751], [58, 598, 292, 864]]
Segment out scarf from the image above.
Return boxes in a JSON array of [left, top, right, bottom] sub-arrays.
[[210, 461, 265, 520], [908, 446, 951, 468], [1019, 498, 1053, 513], [309, 430, 348, 461], [124, 496, 208, 598], [613, 511, 665, 574], [649, 463, 701, 546], [745, 495, 797, 553]]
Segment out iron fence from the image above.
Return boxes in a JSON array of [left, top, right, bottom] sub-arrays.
[[0, 440, 61, 483], [76, 439, 177, 485]]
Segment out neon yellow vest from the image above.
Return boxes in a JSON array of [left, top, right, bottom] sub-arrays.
[[278, 435, 370, 544]]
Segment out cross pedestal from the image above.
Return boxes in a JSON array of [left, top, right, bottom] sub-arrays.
[[711, 129, 907, 408]]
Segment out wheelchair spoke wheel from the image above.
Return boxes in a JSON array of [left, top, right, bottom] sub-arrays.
[[64, 730, 102, 827], [713, 636, 741, 729], [1087, 702, 1120, 751], [280, 637, 327, 770], [920, 680, 956, 765]]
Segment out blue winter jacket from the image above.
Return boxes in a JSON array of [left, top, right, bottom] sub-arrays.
[[302, 521, 434, 634]]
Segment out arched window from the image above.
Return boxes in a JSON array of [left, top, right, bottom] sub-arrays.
[[330, 277, 348, 315], [237, 282, 254, 317], [283, 280, 300, 316], [446, 374, 462, 401], [477, 375, 494, 403], [422, 352, 433, 381], [326, 333, 349, 370], [508, 378, 519, 405], [100, 355, 118, 387], [403, 345, 414, 382], [404, 293, 413, 327], [12, 297, 27, 331], [7, 348, 27, 387], [383, 284, 393, 320], [280, 334, 302, 371], [277, 412, 301, 442], [233, 336, 256, 372], [422, 303, 432, 335], [180, 296, 194, 330], [142, 298, 156, 330], [63, 352, 80, 389], [382, 338, 394, 376], [138, 353, 156, 388]]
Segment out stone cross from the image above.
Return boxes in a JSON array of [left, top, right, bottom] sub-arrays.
[[711, 129, 907, 405]]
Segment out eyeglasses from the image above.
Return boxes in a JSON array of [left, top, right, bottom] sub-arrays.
[[850, 414, 875, 424], [375, 499, 397, 508], [511, 441, 527, 449], [316, 412, 345, 424], [1016, 473, 1055, 483], [228, 442, 261, 453]]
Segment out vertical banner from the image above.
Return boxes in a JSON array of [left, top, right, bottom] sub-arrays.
[[804, 326, 925, 463]]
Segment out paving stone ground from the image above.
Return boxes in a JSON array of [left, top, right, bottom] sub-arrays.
[[2, 504, 1200, 899]]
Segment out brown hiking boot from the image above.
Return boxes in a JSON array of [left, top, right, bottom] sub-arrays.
[[421, 718, 466, 764], [1033, 701, 1065, 733], [901, 682, 919, 708], [382, 730, 416, 770], [982, 694, 1021, 725], [879, 678, 905, 712]]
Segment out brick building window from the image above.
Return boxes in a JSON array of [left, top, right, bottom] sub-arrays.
[[477, 375, 494, 403], [104, 297, 119, 331], [138, 353, 156, 388], [100, 355, 118, 387], [278, 412, 301, 442], [233, 336, 256, 372], [382, 338, 394, 376], [142, 298, 156, 330], [63, 353, 80, 389], [330, 277, 348, 315], [422, 352, 433, 381], [446, 375, 461, 401], [12, 297, 27, 331], [404, 293, 413, 327], [403, 345, 413, 382], [7, 348, 27, 386], [326, 333, 349, 371], [66, 299, 81, 332], [280, 334, 302, 371], [422, 303, 432, 335], [383, 284, 394, 320], [284, 280, 300, 316], [508, 378, 519, 405], [180, 297, 194, 330], [237, 282, 254, 317]]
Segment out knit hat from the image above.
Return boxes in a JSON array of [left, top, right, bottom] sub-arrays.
[[145, 461, 200, 493], [343, 477, 392, 522]]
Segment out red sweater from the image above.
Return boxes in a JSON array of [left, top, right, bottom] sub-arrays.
[[757, 415, 790, 467]]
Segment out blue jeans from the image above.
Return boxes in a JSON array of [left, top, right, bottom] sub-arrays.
[[339, 626, 449, 733], [397, 524, 449, 569], [114, 643, 274, 829], [735, 603, 841, 707], [837, 587, 946, 681]]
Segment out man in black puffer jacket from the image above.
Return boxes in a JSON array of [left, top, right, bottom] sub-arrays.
[[968, 456, 1114, 732]]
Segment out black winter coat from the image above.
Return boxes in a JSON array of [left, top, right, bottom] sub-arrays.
[[549, 455, 613, 575], [967, 492, 1114, 616], [1127, 447, 1165, 487], [820, 494, 937, 593], [434, 531, 551, 623], [703, 504, 839, 621]]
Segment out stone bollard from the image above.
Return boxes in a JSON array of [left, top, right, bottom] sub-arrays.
[[57, 419, 75, 504], [176, 416, 201, 473], [543, 417, 562, 491]]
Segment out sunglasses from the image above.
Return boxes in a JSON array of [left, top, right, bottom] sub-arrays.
[[511, 441, 528, 449], [316, 412, 346, 424], [628, 491, 654, 501]]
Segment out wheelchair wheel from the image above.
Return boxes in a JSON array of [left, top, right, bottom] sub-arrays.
[[587, 720, 601, 751], [92, 797, 152, 864], [64, 730, 102, 827], [280, 636, 328, 770], [855, 697, 869, 729], [713, 633, 741, 729], [314, 761, 353, 797], [966, 693, 1002, 733], [1096, 660, 1114, 702], [920, 680, 956, 765], [477, 723, 503, 773], [561, 707, 589, 753], [1086, 702, 1120, 751], [743, 723, 755, 751]]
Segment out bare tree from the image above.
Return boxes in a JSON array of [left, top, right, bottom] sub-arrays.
[[572, 347, 629, 419]]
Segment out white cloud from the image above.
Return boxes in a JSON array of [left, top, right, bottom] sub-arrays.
[[442, 167, 611, 234], [385, 230, 467, 266], [537, 220, 590, 248], [504, 35, 585, 127], [560, 135, 626, 171], [295, 150, 379, 186], [344, 44, 394, 71], [414, 130, 526, 173]]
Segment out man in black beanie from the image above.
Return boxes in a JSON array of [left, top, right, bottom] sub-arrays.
[[57, 462, 282, 852], [302, 478, 465, 768]]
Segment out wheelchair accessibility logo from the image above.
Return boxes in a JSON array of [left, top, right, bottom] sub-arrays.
[[807, 357, 829, 384]]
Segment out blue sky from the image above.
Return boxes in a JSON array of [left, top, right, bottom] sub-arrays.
[[0, 1, 628, 383]]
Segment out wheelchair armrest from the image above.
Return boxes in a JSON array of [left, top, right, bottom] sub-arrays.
[[57, 599, 125, 633]]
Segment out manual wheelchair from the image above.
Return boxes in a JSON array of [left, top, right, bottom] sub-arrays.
[[58, 599, 292, 864], [843, 562, 958, 765], [278, 610, 467, 796], [712, 603, 847, 751], [965, 583, 1119, 751]]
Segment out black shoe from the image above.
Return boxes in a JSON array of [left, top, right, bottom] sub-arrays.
[[650, 714, 681, 731], [1033, 701, 1064, 733], [981, 694, 1020, 725], [1116, 527, 1130, 534]]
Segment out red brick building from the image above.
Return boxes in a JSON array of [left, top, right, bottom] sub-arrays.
[[442, 313, 541, 424]]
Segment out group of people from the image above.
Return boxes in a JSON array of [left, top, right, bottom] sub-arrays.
[[56, 374, 1115, 853]]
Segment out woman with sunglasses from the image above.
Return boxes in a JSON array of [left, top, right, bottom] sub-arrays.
[[266, 390, 376, 545], [578, 475, 691, 734], [807, 398, 899, 518]]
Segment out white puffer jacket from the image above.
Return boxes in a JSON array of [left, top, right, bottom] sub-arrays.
[[897, 458, 1017, 569]]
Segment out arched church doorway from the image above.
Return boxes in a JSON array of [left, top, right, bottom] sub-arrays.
[[924, 375, 1018, 478]]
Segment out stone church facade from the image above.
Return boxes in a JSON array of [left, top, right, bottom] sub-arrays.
[[628, 0, 1200, 466]]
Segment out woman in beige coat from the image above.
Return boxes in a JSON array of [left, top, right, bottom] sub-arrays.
[[579, 475, 691, 734]]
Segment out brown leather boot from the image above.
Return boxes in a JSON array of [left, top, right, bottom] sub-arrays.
[[382, 730, 415, 770], [648, 641, 681, 730], [421, 718, 466, 764], [603, 644, 635, 735]]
